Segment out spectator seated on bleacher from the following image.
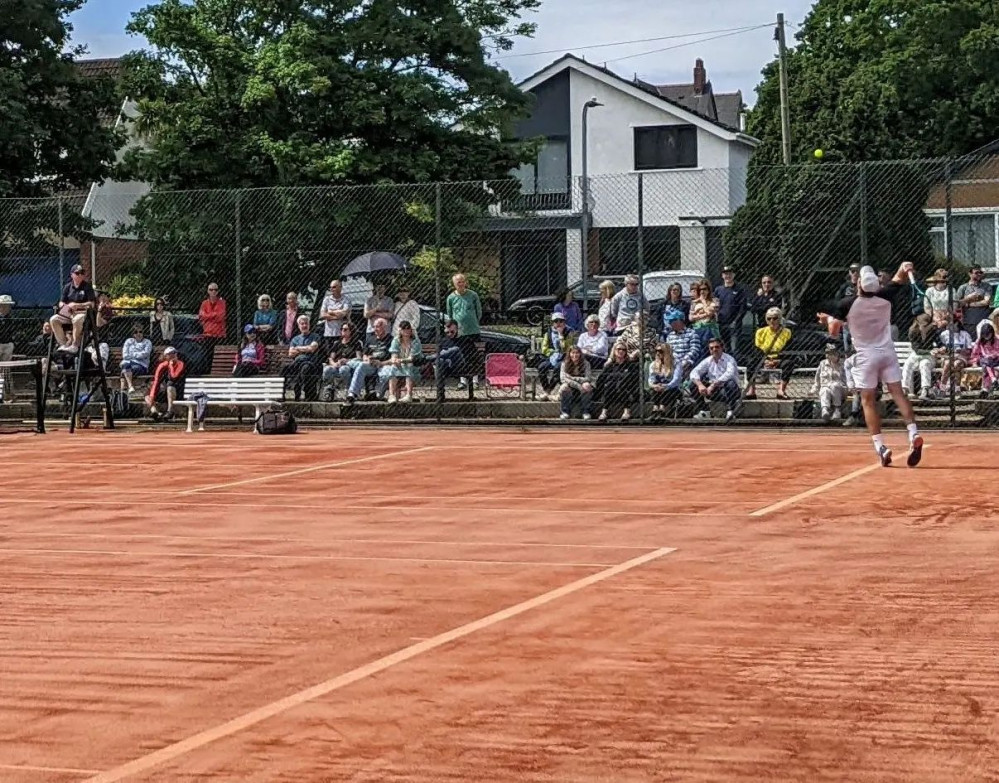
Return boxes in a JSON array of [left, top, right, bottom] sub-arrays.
[[558, 345, 594, 420], [663, 310, 702, 377], [120, 324, 153, 394], [281, 315, 323, 401], [344, 317, 393, 404], [972, 320, 999, 397], [932, 314, 973, 395], [810, 343, 848, 422], [690, 337, 741, 422], [145, 346, 186, 422], [536, 313, 576, 401], [903, 313, 940, 400], [612, 320, 657, 364], [233, 325, 266, 377], [594, 343, 640, 421], [648, 343, 683, 418], [320, 322, 362, 401], [744, 307, 793, 400], [382, 320, 423, 404], [576, 315, 609, 370]]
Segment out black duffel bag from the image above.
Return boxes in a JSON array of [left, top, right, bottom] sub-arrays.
[[255, 408, 298, 435]]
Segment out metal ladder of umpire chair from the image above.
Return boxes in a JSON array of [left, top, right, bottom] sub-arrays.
[[43, 309, 116, 433]]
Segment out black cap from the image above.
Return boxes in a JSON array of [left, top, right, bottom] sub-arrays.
[[70, 264, 85, 274], [721, 265, 735, 273]]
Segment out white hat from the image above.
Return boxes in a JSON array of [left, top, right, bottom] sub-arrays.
[[858, 265, 880, 294], [163, 346, 178, 356], [0, 294, 14, 305], [550, 312, 566, 321]]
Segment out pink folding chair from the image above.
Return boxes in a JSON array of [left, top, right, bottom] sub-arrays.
[[484, 353, 523, 397]]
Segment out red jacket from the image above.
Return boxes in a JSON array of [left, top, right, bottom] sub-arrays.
[[199, 297, 227, 338]]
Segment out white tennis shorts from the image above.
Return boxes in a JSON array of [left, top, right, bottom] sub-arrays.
[[851, 347, 902, 389]]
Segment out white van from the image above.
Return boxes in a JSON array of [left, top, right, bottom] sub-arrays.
[[641, 270, 704, 302]]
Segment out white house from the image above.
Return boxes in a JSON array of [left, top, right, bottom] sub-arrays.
[[488, 54, 759, 306]]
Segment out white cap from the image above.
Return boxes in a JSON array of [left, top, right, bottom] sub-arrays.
[[858, 266, 880, 294]]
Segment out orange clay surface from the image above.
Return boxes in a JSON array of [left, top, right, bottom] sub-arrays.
[[1, 427, 998, 782]]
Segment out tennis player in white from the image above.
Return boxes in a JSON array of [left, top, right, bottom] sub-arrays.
[[820, 261, 923, 468]]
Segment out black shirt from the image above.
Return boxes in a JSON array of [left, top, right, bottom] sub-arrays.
[[0, 314, 15, 344], [363, 332, 392, 362], [61, 281, 97, 305], [329, 337, 362, 363]]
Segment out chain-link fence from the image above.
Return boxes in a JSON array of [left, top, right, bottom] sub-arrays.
[[1, 155, 997, 425]]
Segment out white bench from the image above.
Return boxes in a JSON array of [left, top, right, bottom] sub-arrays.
[[172, 376, 285, 433]]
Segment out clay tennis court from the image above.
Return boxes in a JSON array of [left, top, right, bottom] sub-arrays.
[[1, 427, 997, 782]]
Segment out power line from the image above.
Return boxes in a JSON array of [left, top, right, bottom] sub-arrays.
[[605, 24, 773, 65], [496, 24, 771, 60]]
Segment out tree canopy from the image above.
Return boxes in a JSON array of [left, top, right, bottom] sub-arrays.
[[0, 0, 120, 198], [748, 0, 999, 164], [120, 0, 541, 188]]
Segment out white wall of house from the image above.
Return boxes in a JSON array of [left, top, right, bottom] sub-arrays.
[[567, 68, 750, 229], [82, 100, 150, 240]]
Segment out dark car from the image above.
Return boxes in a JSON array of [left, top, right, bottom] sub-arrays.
[[346, 303, 529, 356], [507, 276, 626, 326]]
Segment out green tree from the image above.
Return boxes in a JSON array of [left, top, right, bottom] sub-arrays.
[[749, 0, 999, 164], [118, 0, 538, 323], [120, 0, 539, 188], [0, 0, 120, 197], [724, 1, 998, 315]]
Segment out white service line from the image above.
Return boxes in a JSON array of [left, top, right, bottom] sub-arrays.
[[82, 546, 676, 783], [177, 446, 434, 495]]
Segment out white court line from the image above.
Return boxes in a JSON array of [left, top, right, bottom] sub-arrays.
[[4, 532, 654, 550], [0, 762, 99, 775], [0, 548, 611, 568], [749, 444, 931, 517], [177, 446, 434, 495], [0, 498, 731, 516], [81, 545, 676, 783], [750, 463, 880, 517]]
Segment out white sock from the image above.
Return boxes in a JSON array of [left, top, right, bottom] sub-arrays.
[[872, 434, 885, 452], [907, 423, 919, 442]]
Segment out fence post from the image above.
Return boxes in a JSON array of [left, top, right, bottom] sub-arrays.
[[234, 191, 243, 334], [58, 195, 65, 291], [945, 160, 956, 428], [637, 173, 645, 423], [434, 182, 443, 422], [859, 162, 868, 268]]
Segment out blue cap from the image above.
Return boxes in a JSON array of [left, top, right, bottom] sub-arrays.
[[243, 324, 256, 334], [665, 309, 685, 323]]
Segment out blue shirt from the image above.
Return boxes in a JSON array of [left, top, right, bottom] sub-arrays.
[[714, 284, 748, 326]]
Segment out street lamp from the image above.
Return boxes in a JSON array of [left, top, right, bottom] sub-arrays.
[[581, 97, 602, 314]]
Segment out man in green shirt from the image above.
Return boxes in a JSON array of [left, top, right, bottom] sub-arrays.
[[446, 273, 482, 390]]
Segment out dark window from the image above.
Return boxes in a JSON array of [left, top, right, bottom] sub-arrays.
[[510, 137, 570, 209], [634, 125, 698, 171]]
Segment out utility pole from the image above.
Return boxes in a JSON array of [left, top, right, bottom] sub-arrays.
[[776, 13, 792, 165]]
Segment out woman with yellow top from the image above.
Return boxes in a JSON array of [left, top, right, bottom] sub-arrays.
[[744, 307, 793, 400]]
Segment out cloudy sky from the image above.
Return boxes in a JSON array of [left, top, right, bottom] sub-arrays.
[[71, 0, 816, 105]]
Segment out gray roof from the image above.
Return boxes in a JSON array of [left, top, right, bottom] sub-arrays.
[[519, 55, 746, 134]]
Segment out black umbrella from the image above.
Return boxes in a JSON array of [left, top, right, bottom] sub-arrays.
[[342, 251, 408, 278]]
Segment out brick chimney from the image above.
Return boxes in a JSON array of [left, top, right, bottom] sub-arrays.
[[693, 58, 707, 95]]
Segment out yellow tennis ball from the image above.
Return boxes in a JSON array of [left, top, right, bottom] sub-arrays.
[[814, 148, 824, 159]]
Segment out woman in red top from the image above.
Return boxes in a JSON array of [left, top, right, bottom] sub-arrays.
[[146, 346, 187, 421]]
